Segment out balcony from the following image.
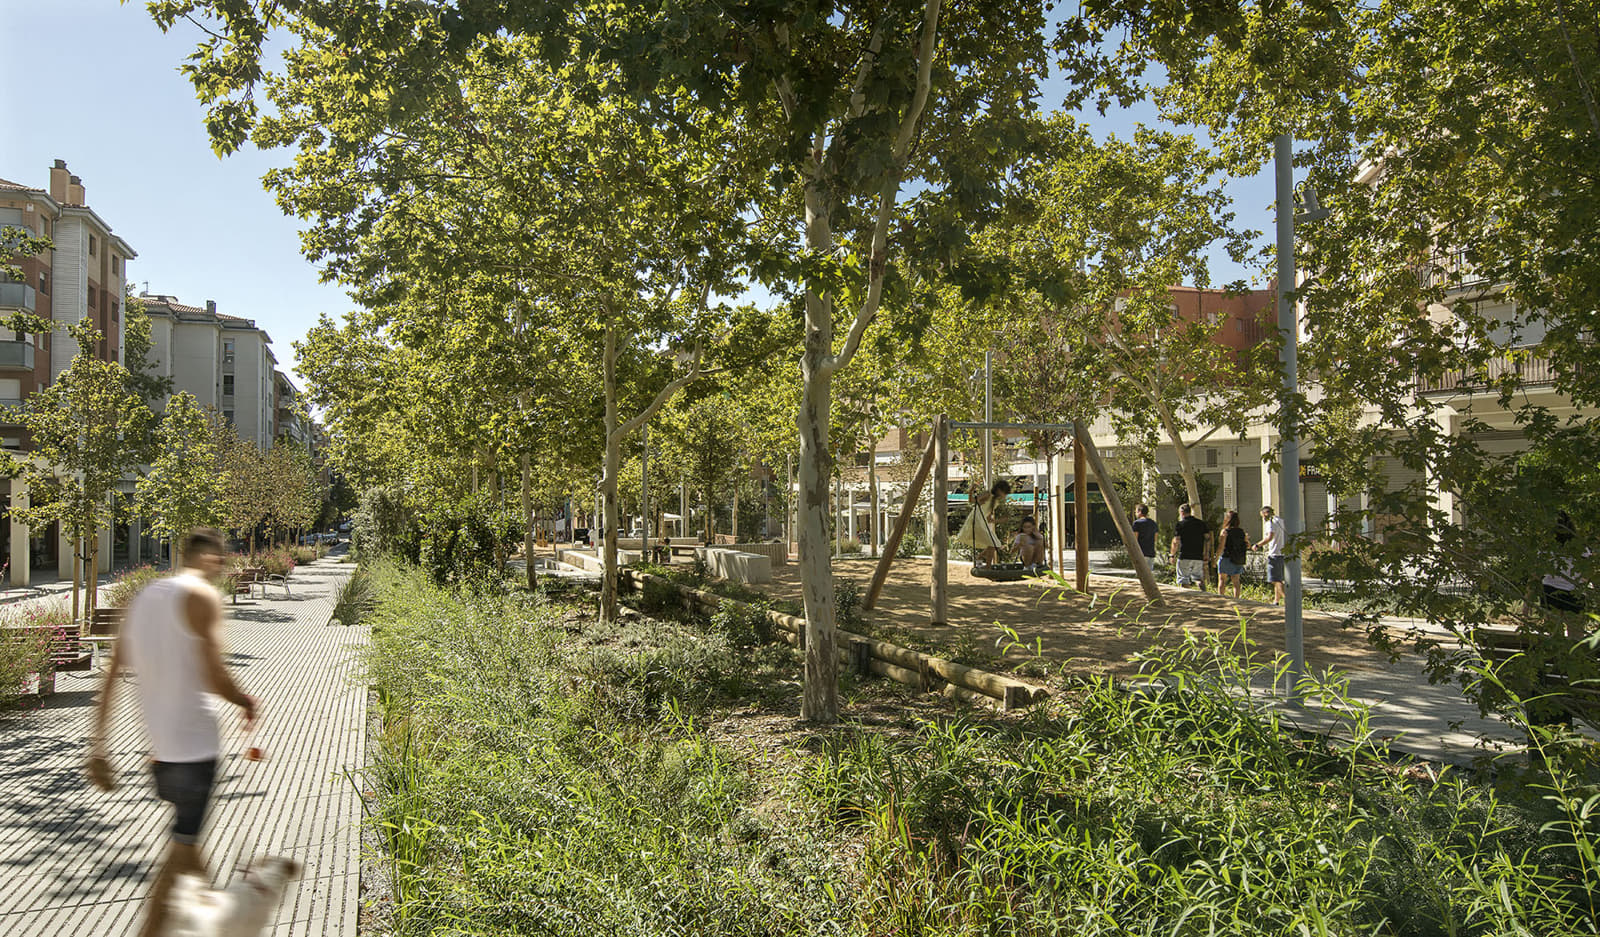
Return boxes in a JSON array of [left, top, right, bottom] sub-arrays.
[[0, 282, 37, 313], [1416, 351, 1560, 396], [0, 340, 35, 370]]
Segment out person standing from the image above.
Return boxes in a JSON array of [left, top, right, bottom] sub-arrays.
[[1131, 503, 1159, 568], [1254, 505, 1288, 605], [1170, 503, 1212, 590], [86, 528, 259, 937], [1216, 509, 1248, 599]]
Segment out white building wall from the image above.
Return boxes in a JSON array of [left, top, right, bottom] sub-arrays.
[[49, 216, 86, 377], [171, 321, 221, 410], [229, 329, 271, 448]]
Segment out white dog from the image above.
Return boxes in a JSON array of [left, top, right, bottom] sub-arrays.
[[165, 855, 303, 937]]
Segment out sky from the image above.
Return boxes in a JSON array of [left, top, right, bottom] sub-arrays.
[[1, 1, 1279, 386]]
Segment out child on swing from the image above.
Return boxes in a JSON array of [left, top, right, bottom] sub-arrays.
[[1010, 514, 1047, 574], [955, 479, 1011, 567]]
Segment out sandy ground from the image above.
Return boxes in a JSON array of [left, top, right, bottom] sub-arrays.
[[756, 555, 1386, 680]]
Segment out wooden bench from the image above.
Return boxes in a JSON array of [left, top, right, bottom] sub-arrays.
[[1472, 627, 1600, 726], [83, 607, 124, 668], [234, 567, 289, 600]]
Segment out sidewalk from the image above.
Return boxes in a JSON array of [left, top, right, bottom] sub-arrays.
[[0, 555, 365, 936]]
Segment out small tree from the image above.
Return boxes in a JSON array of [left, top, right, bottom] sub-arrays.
[[4, 319, 154, 622], [137, 392, 225, 566]]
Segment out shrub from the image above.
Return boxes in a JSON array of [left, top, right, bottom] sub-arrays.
[[291, 545, 318, 565], [0, 616, 53, 709], [240, 549, 295, 578], [896, 517, 930, 558], [331, 565, 376, 627], [833, 536, 862, 555], [708, 600, 772, 648], [104, 565, 164, 609], [833, 578, 864, 631]]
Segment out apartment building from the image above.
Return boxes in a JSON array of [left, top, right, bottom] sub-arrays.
[[835, 286, 1279, 548], [138, 293, 291, 450], [1, 161, 139, 583]]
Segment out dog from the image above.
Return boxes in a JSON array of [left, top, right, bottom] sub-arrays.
[[165, 855, 302, 937]]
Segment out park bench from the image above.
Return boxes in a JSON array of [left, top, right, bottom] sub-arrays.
[[82, 607, 124, 668], [1471, 627, 1600, 726], [668, 538, 702, 564], [234, 566, 290, 600]]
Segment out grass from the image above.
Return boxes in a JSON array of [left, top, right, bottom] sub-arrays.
[[359, 561, 1600, 936], [331, 564, 376, 626]]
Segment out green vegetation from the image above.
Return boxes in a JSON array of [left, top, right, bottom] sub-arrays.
[[361, 566, 1599, 936]]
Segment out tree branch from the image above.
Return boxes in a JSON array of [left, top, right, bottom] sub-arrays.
[[614, 340, 704, 441]]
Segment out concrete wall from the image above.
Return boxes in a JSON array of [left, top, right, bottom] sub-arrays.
[[172, 321, 220, 410]]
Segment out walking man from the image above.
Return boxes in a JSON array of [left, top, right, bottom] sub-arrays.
[[86, 527, 258, 937], [1255, 505, 1288, 605], [1170, 503, 1212, 590], [1131, 503, 1159, 568]]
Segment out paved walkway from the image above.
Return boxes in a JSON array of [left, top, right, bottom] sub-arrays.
[[0, 556, 365, 936]]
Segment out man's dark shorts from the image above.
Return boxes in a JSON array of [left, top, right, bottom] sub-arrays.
[[1268, 556, 1286, 583], [152, 759, 217, 845]]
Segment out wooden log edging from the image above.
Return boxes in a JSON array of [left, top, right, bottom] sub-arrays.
[[620, 569, 1049, 711]]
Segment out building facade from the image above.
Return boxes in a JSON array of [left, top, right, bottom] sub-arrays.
[[139, 293, 291, 450], [0, 160, 137, 583]]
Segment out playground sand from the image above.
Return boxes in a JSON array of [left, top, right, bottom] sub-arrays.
[[756, 555, 1389, 680]]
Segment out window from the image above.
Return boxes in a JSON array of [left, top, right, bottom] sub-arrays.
[[223, 409, 234, 424], [222, 340, 235, 363], [111, 255, 120, 275], [37, 271, 47, 294], [89, 235, 97, 256], [222, 375, 234, 397]]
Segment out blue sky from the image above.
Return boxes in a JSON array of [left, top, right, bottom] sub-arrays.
[[1, 1, 1278, 384]]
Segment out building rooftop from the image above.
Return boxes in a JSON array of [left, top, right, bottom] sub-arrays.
[[0, 178, 44, 194]]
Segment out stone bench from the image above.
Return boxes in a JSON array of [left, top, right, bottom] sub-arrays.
[[695, 546, 772, 585], [554, 547, 641, 574]]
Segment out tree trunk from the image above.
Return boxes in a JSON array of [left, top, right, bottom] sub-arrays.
[[731, 478, 740, 544], [868, 450, 879, 557], [522, 452, 536, 591], [71, 534, 82, 624], [798, 181, 839, 724], [600, 323, 621, 625], [87, 526, 99, 626], [1155, 401, 1204, 517]]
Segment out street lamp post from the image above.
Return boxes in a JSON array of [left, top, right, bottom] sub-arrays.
[[1274, 133, 1327, 700]]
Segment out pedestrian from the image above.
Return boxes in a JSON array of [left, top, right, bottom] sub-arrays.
[[1254, 505, 1288, 605], [1131, 503, 1159, 567], [1216, 509, 1248, 599], [1170, 503, 1212, 590], [1011, 514, 1047, 572], [955, 478, 1011, 567], [86, 527, 259, 937]]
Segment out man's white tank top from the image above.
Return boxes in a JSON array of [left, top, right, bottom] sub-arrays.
[[124, 572, 221, 762]]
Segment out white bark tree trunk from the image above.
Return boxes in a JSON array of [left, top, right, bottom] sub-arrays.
[[600, 323, 622, 625], [868, 450, 879, 557], [522, 452, 536, 592], [798, 181, 839, 724]]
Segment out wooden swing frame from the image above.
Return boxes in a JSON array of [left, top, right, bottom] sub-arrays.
[[863, 415, 1163, 624]]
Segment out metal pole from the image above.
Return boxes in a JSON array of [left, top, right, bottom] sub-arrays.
[[633, 422, 640, 543], [1275, 132, 1306, 699], [983, 349, 993, 486]]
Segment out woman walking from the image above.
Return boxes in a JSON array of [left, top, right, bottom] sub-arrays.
[[1217, 509, 1248, 599]]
